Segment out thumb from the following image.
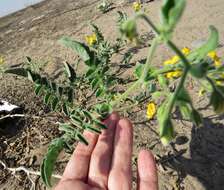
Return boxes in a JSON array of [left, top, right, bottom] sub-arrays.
[[137, 150, 158, 190]]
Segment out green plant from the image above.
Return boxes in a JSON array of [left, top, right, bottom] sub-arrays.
[[97, 0, 113, 14], [2, 0, 224, 187]]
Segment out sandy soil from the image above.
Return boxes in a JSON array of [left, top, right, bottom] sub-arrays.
[[1, 0, 224, 189]]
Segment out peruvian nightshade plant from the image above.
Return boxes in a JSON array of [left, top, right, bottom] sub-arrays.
[[2, 0, 224, 187]]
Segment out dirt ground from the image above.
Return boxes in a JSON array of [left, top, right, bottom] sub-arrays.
[[1, 0, 224, 189]]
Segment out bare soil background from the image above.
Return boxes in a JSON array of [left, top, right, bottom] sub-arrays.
[[1, 0, 224, 189]]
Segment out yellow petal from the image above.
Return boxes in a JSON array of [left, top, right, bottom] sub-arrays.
[[133, 2, 141, 12], [181, 47, 191, 55], [146, 102, 156, 119], [208, 51, 217, 59]]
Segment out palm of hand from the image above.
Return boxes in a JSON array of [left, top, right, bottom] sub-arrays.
[[55, 113, 158, 190]]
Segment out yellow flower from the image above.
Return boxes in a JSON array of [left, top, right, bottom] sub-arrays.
[[208, 51, 218, 60], [181, 47, 190, 55], [163, 47, 190, 79], [216, 81, 222, 86], [207, 51, 222, 67], [165, 70, 182, 79], [0, 56, 4, 65], [214, 60, 222, 67], [133, 2, 141, 12], [85, 33, 97, 46], [146, 102, 156, 119]]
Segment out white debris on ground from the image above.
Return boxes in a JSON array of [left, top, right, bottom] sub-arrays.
[[0, 99, 20, 113]]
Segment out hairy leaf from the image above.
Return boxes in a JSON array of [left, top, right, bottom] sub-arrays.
[[41, 138, 64, 187], [59, 36, 91, 63], [76, 132, 88, 145], [161, 0, 186, 31], [64, 62, 76, 83], [193, 26, 219, 59], [34, 84, 43, 96], [4, 68, 28, 77], [44, 93, 51, 105]]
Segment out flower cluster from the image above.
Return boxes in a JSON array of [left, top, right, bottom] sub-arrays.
[[164, 48, 222, 80], [133, 2, 141, 12], [85, 33, 97, 46], [164, 47, 190, 79]]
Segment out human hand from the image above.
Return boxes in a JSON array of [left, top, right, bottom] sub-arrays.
[[55, 113, 158, 190]]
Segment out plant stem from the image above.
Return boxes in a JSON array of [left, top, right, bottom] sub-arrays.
[[167, 41, 190, 68], [111, 80, 140, 108], [167, 68, 188, 114], [140, 37, 159, 82], [111, 37, 159, 108], [165, 41, 191, 113]]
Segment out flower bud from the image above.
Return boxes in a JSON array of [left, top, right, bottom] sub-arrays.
[[189, 60, 209, 78], [159, 118, 174, 146], [120, 19, 138, 41]]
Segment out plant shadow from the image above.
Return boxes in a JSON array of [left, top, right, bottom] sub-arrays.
[[158, 117, 224, 190]]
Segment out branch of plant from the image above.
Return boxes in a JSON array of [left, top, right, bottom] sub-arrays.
[[163, 39, 192, 115], [111, 80, 140, 108], [140, 37, 160, 82]]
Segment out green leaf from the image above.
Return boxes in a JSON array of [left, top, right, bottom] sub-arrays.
[[178, 102, 191, 120], [26, 56, 32, 62], [62, 103, 70, 116], [194, 26, 219, 59], [91, 23, 104, 42], [57, 86, 64, 97], [96, 88, 104, 97], [210, 86, 224, 114], [189, 60, 209, 78], [94, 120, 107, 129], [158, 74, 168, 88], [71, 115, 83, 125], [168, 0, 186, 30], [82, 110, 92, 120], [64, 62, 76, 83], [86, 68, 96, 78], [85, 124, 101, 134], [120, 18, 138, 41], [151, 91, 164, 100], [50, 82, 57, 92], [176, 87, 191, 103], [161, 0, 186, 32], [67, 88, 74, 103], [34, 84, 43, 96], [41, 138, 64, 187], [4, 68, 28, 77], [134, 64, 143, 79], [51, 96, 59, 111], [95, 103, 112, 118], [59, 36, 91, 63], [76, 132, 88, 145], [44, 93, 51, 105], [91, 78, 100, 90], [191, 109, 203, 126]]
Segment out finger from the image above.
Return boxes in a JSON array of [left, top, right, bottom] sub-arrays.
[[137, 150, 158, 190], [88, 112, 119, 189], [62, 130, 98, 181], [108, 118, 133, 190]]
